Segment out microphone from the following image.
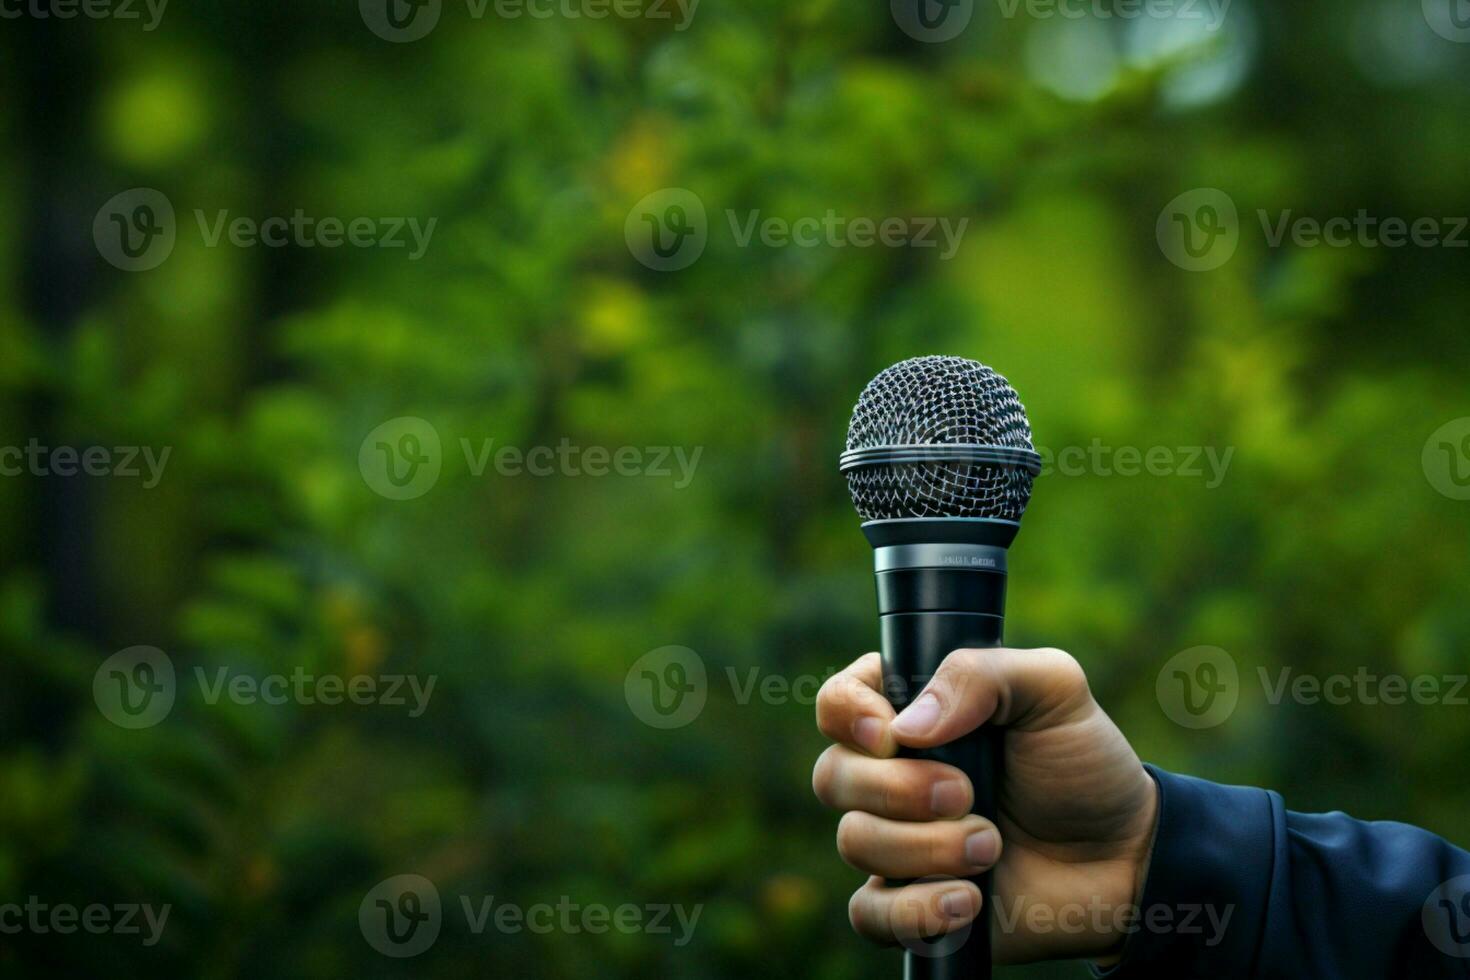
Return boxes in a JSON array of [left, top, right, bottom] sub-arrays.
[[839, 355, 1041, 980]]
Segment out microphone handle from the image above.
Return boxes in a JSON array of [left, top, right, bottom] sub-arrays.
[[863, 517, 1019, 980], [879, 598, 1006, 980]]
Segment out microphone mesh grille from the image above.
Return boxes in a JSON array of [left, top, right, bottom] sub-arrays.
[[844, 355, 1035, 521]]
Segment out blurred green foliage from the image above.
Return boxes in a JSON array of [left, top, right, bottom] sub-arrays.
[[2, 0, 1469, 977]]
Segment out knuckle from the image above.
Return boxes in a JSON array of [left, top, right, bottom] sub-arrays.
[[835, 811, 866, 865], [847, 889, 872, 938], [1042, 647, 1090, 695], [930, 822, 960, 870], [816, 672, 843, 711], [939, 648, 988, 695], [816, 675, 860, 730], [948, 647, 988, 672], [929, 828, 952, 863], [940, 646, 987, 687], [811, 747, 840, 806], [878, 777, 904, 818], [889, 883, 927, 935], [888, 765, 930, 817]]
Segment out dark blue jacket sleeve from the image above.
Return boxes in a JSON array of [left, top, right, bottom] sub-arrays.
[[1098, 766, 1470, 979]]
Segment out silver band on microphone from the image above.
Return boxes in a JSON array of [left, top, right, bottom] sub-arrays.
[[838, 444, 1043, 475]]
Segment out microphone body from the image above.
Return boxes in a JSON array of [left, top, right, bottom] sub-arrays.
[[865, 517, 1016, 980]]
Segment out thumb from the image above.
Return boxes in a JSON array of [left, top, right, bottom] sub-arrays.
[[888, 647, 1092, 748]]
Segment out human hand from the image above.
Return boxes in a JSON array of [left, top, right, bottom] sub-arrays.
[[812, 648, 1158, 964]]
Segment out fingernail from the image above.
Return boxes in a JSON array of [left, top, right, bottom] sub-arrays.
[[852, 716, 885, 754], [939, 888, 978, 920], [930, 780, 969, 817], [891, 692, 941, 738], [965, 829, 999, 868]]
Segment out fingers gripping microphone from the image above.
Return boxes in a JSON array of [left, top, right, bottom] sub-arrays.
[[841, 355, 1040, 980]]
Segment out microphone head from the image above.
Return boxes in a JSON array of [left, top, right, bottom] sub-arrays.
[[841, 355, 1038, 522]]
